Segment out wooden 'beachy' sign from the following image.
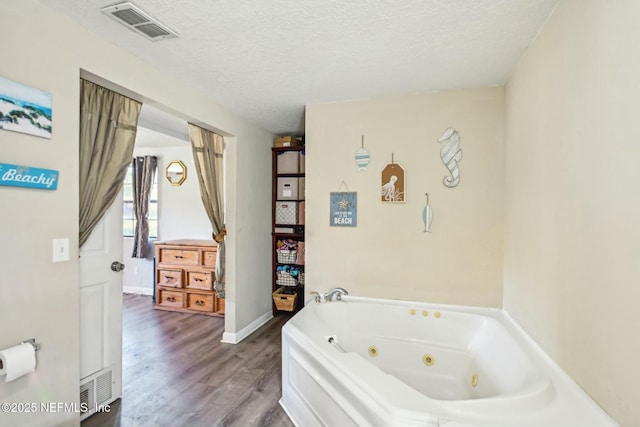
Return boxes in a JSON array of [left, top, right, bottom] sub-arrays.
[[0, 162, 58, 190]]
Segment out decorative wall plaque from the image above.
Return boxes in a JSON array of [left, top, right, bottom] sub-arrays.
[[330, 191, 357, 227], [381, 158, 405, 203]]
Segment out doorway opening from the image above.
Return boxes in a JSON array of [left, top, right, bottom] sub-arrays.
[[78, 75, 226, 422]]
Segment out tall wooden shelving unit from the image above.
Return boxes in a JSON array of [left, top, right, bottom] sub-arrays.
[[271, 145, 305, 315]]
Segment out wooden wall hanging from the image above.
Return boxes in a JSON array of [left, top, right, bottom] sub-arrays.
[[381, 154, 405, 203]]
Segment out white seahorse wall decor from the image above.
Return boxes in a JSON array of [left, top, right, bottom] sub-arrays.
[[437, 127, 462, 188]]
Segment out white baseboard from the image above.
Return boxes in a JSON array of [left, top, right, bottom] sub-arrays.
[[123, 286, 153, 296], [221, 311, 273, 344]]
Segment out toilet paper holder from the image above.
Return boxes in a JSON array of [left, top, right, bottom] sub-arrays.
[[20, 339, 40, 352]]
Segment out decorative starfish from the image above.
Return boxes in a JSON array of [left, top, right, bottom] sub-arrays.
[[338, 199, 350, 210]]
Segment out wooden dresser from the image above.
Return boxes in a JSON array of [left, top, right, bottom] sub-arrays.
[[154, 239, 224, 317]]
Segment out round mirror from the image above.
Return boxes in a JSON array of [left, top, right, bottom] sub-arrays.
[[165, 160, 187, 186]]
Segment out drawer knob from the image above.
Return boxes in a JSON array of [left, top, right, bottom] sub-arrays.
[[167, 296, 176, 302], [194, 278, 203, 282], [175, 255, 183, 259], [195, 300, 205, 306], [164, 276, 173, 280]]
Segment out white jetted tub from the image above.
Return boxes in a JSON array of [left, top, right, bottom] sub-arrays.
[[280, 294, 619, 427]]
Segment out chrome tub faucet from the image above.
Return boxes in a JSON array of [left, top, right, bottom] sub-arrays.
[[324, 287, 349, 302]]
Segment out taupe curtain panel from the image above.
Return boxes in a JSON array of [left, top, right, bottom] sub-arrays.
[[188, 124, 226, 298], [131, 156, 157, 258], [79, 79, 142, 247]]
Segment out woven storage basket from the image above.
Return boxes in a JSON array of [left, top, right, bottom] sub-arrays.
[[276, 270, 298, 287], [273, 287, 297, 311], [277, 249, 298, 264]]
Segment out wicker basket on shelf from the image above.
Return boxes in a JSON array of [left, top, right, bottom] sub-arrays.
[[273, 287, 298, 312]]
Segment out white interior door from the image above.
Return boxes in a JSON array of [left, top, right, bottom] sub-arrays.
[[79, 191, 124, 411]]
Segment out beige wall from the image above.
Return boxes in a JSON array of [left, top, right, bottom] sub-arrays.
[[504, 1, 640, 425], [136, 143, 212, 242], [305, 88, 504, 306], [0, 2, 272, 426]]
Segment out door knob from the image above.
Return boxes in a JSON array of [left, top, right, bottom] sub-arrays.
[[110, 261, 125, 272]]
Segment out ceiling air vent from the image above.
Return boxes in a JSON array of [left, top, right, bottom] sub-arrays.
[[101, 2, 178, 41]]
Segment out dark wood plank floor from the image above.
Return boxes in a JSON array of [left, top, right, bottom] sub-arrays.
[[82, 294, 295, 427]]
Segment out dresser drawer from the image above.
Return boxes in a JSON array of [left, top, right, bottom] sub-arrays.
[[203, 249, 217, 267], [186, 292, 214, 312], [157, 269, 182, 288], [158, 290, 183, 308], [186, 270, 214, 291], [159, 248, 199, 265]]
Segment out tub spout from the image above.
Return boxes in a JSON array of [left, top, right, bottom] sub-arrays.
[[324, 287, 349, 302]]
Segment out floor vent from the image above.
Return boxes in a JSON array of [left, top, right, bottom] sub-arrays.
[[96, 370, 113, 406], [80, 366, 115, 421], [101, 2, 178, 41], [79, 382, 93, 415]]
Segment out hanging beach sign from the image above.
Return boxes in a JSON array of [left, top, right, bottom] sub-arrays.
[[330, 181, 357, 227], [381, 153, 405, 203], [355, 135, 370, 171]]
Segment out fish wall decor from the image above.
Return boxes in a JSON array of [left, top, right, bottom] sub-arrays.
[[355, 135, 370, 171]]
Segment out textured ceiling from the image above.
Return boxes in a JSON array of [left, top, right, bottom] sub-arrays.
[[38, 0, 557, 135]]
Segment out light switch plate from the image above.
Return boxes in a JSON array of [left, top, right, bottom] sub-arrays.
[[53, 238, 70, 262]]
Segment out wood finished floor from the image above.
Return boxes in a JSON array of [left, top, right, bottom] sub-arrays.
[[82, 294, 295, 427]]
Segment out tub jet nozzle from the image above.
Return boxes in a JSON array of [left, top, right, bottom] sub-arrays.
[[327, 336, 347, 353]]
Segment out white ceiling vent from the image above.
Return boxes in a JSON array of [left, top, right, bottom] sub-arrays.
[[101, 2, 178, 41]]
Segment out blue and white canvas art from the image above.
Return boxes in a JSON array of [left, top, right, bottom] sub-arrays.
[[0, 76, 52, 139]]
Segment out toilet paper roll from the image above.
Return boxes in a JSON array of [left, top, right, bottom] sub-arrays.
[[0, 343, 36, 382]]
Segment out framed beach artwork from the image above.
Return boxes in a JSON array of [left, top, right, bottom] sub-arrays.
[[0, 76, 52, 139]]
